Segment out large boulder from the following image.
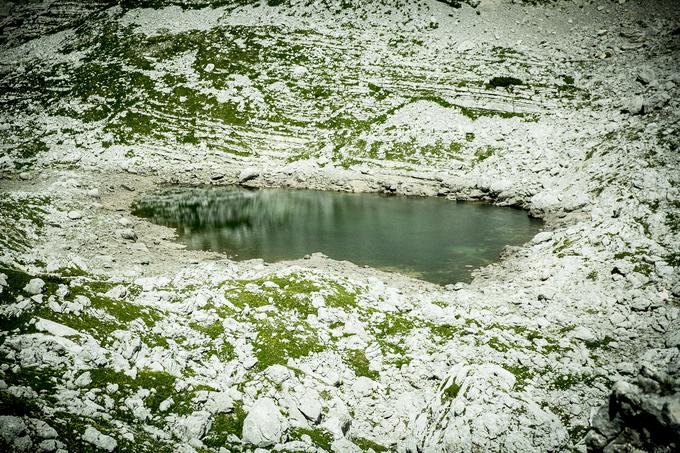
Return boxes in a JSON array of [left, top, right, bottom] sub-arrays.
[[242, 398, 285, 447], [586, 360, 680, 453]]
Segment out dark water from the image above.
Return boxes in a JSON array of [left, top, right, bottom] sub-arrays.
[[132, 186, 542, 285]]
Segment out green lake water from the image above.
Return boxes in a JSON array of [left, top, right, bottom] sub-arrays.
[[132, 186, 543, 284]]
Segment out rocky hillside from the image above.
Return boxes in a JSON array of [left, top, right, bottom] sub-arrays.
[[0, 0, 679, 452]]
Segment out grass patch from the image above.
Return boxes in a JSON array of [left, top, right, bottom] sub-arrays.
[[345, 349, 379, 379], [289, 427, 334, 450]]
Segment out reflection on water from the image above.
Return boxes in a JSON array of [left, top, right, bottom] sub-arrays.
[[132, 186, 543, 285]]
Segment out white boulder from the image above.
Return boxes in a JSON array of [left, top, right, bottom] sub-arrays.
[[242, 398, 285, 447]]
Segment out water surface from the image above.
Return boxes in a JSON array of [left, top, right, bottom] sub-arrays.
[[132, 186, 542, 284]]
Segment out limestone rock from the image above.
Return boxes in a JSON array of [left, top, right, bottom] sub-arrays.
[[586, 364, 680, 452], [238, 168, 260, 184], [119, 228, 138, 241], [82, 426, 117, 452], [23, 278, 45, 295], [242, 398, 285, 447], [298, 390, 322, 424]]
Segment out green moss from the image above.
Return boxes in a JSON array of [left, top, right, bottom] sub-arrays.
[[474, 146, 495, 162], [487, 336, 510, 352], [252, 317, 324, 371], [190, 320, 225, 339], [352, 436, 389, 452], [553, 238, 575, 257], [429, 322, 462, 340], [289, 427, 334, 450], [504, 364, 533, 390], [586, 271, 598, 281], [203, 402, 247, 449], [442, 381, 461, 400], [551, 373, 597, 390], [584, 336, 613, 351], [613, 251, 633, 260], [345, 349, 379, 379], [0, 390, 42, 417], [0, 195, 49, 252], [559, 324, 576, 334]]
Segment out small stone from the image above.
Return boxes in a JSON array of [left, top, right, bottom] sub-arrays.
[[243, 357, 258, 370], [298, 391, 322, 424], [205, 63, 215, 72], [118, 217, 132, 227], [104, 285, 127, 300], [67, 210, 82, 220], [83, 426, 117, 452], [74, 371, 92, 387], [0, 416, 27, 445], [625, 96, 645, 115], [19, 172, 30, 180], [239, 168, 260, 184], [159, 397, 174, 412], [456, 40, 475, 52], [121, 184, 135, 192], [23, 278, 45, 295], [352, 376, 374, 396], [637, 67, 655, 85], [119, 229, 138, 241], [531, 231, 553, 244]]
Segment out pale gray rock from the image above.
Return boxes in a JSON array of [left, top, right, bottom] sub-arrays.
[[331, 438, 362, 452], [242, 398, 285, 447], [352, 376, 374, 397], [298, 390, 322, 424], [531, 231, 553, 244], [104, 285, 127, 300], [171, 411, 212, 441], [572, 326, 597, 342], [31, 419, 57, 439], [0, 416, 27, 445], [67, 210, 82, 220], [74, 371, 92, 387], [119, 228, 138, 241], [238, 168, 260, 183], [456, 40, 475, 52], [38, 439, 60, 452], [82, 426, 117, 452], [206, 392, 234, 414], [586, 364, 680, 452], [23, 278, 45, 295], [625, 95, 645, 115], [637, 67, 656, 85]]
